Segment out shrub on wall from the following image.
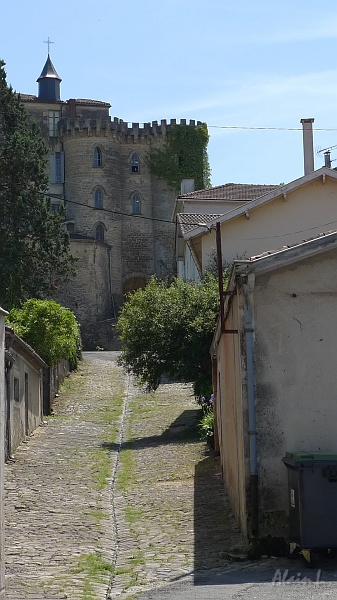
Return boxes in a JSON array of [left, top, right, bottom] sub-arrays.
[[8, 299, 81, 368]]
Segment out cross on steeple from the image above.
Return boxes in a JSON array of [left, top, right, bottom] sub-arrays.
[[44, 37, 54, 54]]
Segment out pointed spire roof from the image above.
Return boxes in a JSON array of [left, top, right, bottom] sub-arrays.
[[37, 54, 61, 82]]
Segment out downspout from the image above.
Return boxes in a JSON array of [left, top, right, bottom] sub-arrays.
[[242, 278, 258, 537]]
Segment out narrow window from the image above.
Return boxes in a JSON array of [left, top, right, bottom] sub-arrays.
[[94, 188, 103, 209], [93, 146, 102, 167], [50, 152, 64, 184], [49, 110, 60, 137], [67, 223, 75, 235], [131, 153, 140, 173], [14, 377, 20, 402], [96, 224, 105, 241], [132, 193, 141, 214]]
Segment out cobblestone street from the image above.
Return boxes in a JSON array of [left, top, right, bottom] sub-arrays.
[[4, 352, 248, 599]]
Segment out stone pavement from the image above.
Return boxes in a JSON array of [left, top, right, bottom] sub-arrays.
[[5, 352, 125, 599], [5, 351, 296, 600]]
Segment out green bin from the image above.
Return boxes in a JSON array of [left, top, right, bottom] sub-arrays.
[[283, 451, 337, 549]]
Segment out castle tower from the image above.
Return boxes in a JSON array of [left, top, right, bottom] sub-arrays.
[[21, 55, 206, 349]]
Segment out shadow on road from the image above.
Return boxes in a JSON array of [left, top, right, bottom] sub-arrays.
[[102, 409, 201, 452]]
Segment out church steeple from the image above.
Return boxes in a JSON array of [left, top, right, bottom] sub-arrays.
[[37, 53, 62, 101]]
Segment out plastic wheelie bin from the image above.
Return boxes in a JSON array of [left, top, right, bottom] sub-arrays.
[[283, 451, 337, 566]]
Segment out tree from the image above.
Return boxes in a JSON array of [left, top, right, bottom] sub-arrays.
[[8, 299, 81, 369], [0, 60, 75, 309], [146, 123, 211, 190], [116, 275, 219, 394]]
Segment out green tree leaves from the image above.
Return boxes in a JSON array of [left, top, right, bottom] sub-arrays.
[[8, 299, 81, 368], [146, 123, 211, 190], [0, 59, 75, 309], [116, 276, 219, 393]]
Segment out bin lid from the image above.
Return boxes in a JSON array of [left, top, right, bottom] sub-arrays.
[[283, 451, 337, 465]]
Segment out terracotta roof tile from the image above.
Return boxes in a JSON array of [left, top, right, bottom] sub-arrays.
[[177, 213, 223, 235], [178, 183, 279, 202], [247, 230, 337, 261], [74, 98, 110, 107]]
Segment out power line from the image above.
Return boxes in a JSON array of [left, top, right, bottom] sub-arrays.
[[44, 191, 337, 241], [208, 125, 337, 131], [46, 193, 175, 225]]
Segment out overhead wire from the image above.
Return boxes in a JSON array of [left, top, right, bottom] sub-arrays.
[[43, 191, 337, 242]]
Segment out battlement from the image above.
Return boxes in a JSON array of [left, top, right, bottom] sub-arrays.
[[59, 116, 204, 137]]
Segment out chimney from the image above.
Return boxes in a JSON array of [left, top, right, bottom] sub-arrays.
[[300, 118, 314, 175], [324, 151, 331, 168]]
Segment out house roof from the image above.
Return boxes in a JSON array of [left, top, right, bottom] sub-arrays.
[[184, 167, 337, 240], [19, 95, 110, 107], [177, 213, 223, 235], [177, 183, 279, 202], [234, 229, 337, 276], [73, 98, 111, 108]]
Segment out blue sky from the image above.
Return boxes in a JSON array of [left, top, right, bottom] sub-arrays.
[[3, 0, 337, 187]]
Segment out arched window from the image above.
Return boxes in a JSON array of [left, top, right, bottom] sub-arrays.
[[93, 146, 102, 167], [132, 193, 141, 214], [94, 188, 103, 209], [131, 153, 140, 173], [95, 224, 105, 241]]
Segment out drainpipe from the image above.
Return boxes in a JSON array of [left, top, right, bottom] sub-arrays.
[[242, 279, 258, 537]]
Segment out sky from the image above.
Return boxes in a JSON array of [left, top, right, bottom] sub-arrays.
[[3, 0, 337, 187]]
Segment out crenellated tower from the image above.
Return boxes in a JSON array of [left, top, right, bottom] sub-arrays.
[[21, 54, 206, 349]]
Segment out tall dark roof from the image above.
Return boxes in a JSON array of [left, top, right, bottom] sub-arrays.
[[37, 54, 62, 82], [37, 54, 62, 101]]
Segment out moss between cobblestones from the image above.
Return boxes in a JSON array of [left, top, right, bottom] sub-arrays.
[[4, 356, 127, 600], [111, 380, 246, 599], [72, 552, 113, 600]]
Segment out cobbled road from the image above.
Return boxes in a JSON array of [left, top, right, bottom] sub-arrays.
[[6, 351, 334, 600]]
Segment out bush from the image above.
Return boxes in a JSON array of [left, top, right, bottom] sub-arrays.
[[116, 275, 219, 392], [8, 299, 81, 368], [198, 408, 214, 441]]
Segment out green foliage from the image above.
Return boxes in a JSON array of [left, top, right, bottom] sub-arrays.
[[8, 299, 81, 368], [0, 59, 75, 309], [116, 275, 219, 391], [146, 123, 211, 190], [198, 408, 214, 440]]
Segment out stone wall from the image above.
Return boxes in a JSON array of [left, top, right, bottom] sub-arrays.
[[23, 91, 204, 347]]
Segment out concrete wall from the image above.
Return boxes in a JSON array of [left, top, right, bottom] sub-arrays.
[[216, 293, 249, 537], [253, 246, 337, 535], [7, 349, 43, 455], [200, 177, 337, 270], [214, 245, 337, 539]]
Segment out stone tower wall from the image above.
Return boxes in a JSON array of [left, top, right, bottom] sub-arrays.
[[22, 98, 204, 347]]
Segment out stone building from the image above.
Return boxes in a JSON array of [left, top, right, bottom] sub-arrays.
[[21, 53, 204, 348]]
